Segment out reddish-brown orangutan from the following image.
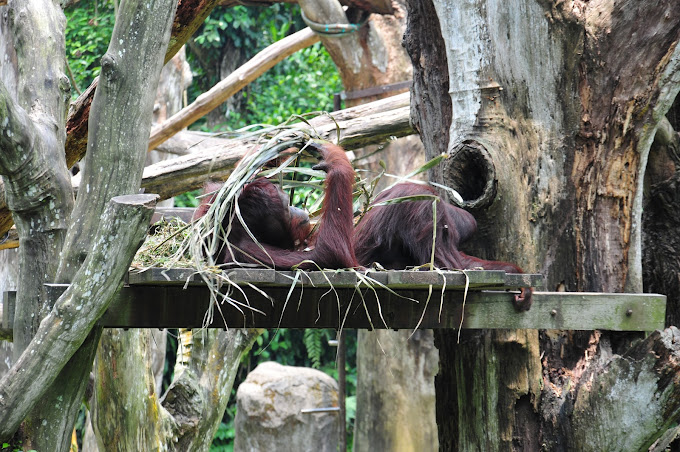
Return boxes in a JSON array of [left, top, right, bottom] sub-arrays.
[[353, 183, 533, 310], [196, 142, 531, 309], [196, 141, 358, 270]]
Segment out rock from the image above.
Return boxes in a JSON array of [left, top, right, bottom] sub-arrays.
[[235, 362, 340, 452]]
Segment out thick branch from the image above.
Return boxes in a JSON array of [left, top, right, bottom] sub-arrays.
[[164, 329, 260, 450], [91, 327, 258, 450], [0, 194, 158, 441], [138, 95, 412, 200], [0, 0, 74, 362], [148, 27, 320, 150], [0, 82, 34, 176], [153, 89, 411, 156], [0, 93, 412, 250]]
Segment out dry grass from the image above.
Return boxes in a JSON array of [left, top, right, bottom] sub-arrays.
[[131, 218, 194, 269]]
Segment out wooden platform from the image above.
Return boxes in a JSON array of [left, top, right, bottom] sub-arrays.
[[2, 269, 666, 331]]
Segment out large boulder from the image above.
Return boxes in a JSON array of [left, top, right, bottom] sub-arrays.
[[235, 362, 340, 452]]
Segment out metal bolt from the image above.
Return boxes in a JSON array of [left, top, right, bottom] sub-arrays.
[[550, 309, 557, 317], [626, 309, 633, 317]]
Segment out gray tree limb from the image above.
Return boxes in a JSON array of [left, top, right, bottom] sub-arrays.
[[91, 327, 260, 451], [0, 194, 158, 442], [21, 0, 179, 448], [0, 0, 74, 359], [57, 0, 179, 280]]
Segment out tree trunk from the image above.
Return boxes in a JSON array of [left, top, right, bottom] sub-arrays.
[[0, 194, 160, 443], [644, 115, 680, 327], [89, 327, 259, 451], [403, 0, 680, 449], [85, 39, 261, 452], [354, 330, 439, 452], [81, 47, 192, 450]]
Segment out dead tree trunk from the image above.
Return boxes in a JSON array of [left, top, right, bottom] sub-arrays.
[[403, 0, 680, 450]]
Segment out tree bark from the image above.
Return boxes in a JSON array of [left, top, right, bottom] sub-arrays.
[[0, 0, 73, 360], [569, 328, 680, 451], [90, 327, 259, 451], [0, 1, 76, 446], [644, 116, 680, 327], [403, 0, 680, 450], [354, 330, 439, 452]]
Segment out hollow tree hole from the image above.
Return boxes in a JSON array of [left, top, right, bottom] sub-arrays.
[[442, 140, 497, 209]]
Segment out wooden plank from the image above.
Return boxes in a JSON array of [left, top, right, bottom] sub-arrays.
[[127, 267, 201, 285], [94, 287, 664, 331], [459, 292, 667, 331], [4, 273, 664, 331]]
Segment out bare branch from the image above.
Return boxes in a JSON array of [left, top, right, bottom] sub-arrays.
[[57, 0, 179, 281], [138, 93, 412, 200], [148, 27, 320, 150]]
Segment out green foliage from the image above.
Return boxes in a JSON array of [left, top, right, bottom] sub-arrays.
[[174, 189, 200, 208], [240, 41, 341, 127], [186, 5, 300, 106], [65, 0, 116, 95], [1, 442, 36, 452], [304, 329, 328, 369], [209, 418, 235, 452], [195, 5, 294, 51], [188, 4, 342, 130]]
